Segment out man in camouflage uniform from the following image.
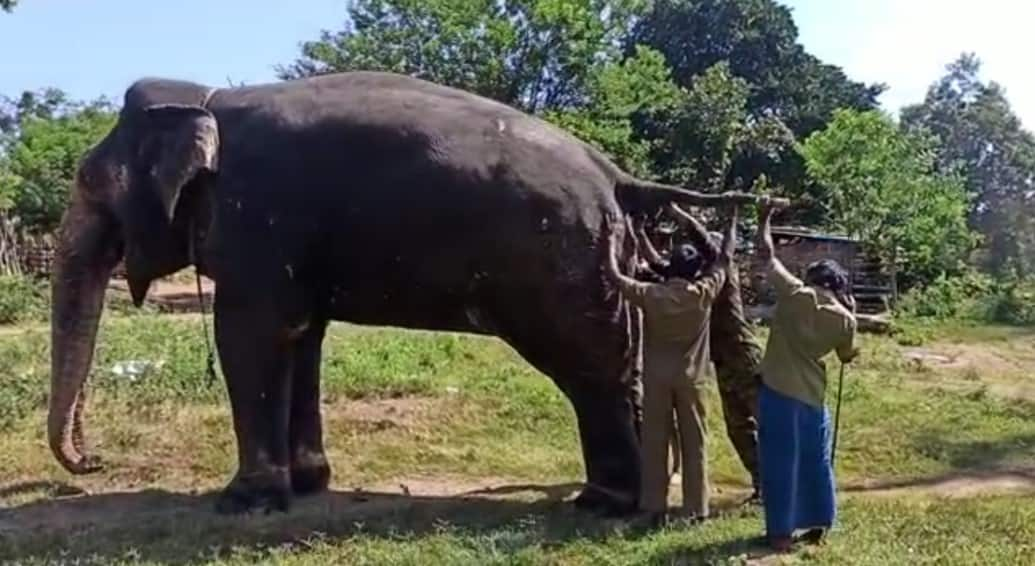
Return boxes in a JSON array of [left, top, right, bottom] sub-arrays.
[[637, 206, 763, 500]]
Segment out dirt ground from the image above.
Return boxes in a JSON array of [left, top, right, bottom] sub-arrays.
[[1, 395, 1032, 553]]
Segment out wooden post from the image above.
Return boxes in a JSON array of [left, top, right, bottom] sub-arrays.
[[890, 244, 899, 307]]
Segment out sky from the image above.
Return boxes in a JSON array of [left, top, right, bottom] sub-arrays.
[[1, 0, 1033, 129]]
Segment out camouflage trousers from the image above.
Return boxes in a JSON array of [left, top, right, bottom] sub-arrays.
[[714, 362, 761, 487]]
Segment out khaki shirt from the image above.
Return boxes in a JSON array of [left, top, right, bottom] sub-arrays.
[[759, 259, 857, 407], [618, 267, 726, 386]]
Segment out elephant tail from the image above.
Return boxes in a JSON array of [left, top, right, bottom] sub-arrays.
[[614, 174, 759, 215]]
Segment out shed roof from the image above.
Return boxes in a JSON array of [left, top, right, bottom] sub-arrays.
[[771, 226, 858, 244]]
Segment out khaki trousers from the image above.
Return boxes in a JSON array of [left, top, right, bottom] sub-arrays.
[[640, 378, 709, 517]]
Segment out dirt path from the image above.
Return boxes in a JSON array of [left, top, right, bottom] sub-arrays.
[[4, 468, 1031, 552], [844, 467, 1035, 499], [902, 335, 1035, 401]]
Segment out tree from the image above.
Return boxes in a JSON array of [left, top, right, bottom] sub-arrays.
[[627, 0, 883, 213], [641, 61, 793, 192], [628, 0, 882, 136], [800, 110, 976, 286], [901, 54, 1035, 277], [544, 46, 684, 176], [281, 0, 685, 178], [0, 92, 116, 233], [280, 0, 648, 114], [1, 1, 16, 13], [0, 88, 71, 135]]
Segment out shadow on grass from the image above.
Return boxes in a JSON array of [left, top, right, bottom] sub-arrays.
[[0, 481, 750, 565], [913, 431, 1035, 470], [837, 432, 1035, 496]]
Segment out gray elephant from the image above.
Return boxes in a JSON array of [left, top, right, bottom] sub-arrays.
[[49, 71, 755, 514]]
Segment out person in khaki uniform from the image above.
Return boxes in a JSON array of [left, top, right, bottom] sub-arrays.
[[639, 205, 765, 500], [605, 205, 739, 527], [754, 201, 859, 552]]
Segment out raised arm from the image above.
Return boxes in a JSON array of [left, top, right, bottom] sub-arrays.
[[634, 221, 667, 267], [755, 200, 777, 266], [680, 205, 738, 304], [603, 216, 650, 307], [668, 204, 719, 263], [719, 204, 738, 266], [754, 197, 800, 296]]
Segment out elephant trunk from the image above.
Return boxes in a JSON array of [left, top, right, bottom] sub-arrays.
[[48, 194, 118, 474]]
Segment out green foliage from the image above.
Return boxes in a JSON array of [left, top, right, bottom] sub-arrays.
[[800, 109, 977, 285], [0, 92, 116, 232], [280, 0, 865, 193], [543, 45, 683, 176], [897, 272, 997, 321], [281, 0, 688, 179], [979, 277, 1035, 326], [902, 54, 1035, 277], [627, 0, 882, 199], [280, 0, 647, 114], [0, 274, 46, 324], [897, 272, 1035, 327], [0, 329, 47, 429], [628, 0, 882, 135], [644, 61, 794, 191]]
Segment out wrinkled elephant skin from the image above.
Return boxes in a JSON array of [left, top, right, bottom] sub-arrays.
[[49, 71, 752, 515]]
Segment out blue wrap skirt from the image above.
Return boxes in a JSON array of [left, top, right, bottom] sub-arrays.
[[758, 382, 836, 538]]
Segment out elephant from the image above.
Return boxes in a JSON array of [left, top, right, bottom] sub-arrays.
[[48, 71, 757, 514]]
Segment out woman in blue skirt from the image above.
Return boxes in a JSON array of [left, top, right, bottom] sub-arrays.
[[754, 201, 859, 552]]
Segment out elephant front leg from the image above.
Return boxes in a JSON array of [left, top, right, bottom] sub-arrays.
[[289, 320, 331, 495], [213, 299, 295, 514]]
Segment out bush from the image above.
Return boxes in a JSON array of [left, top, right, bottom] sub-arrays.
[[897, 272, 994, 321], [980, 278, 1035, 326], [0, 274, 46, 324], [897, 272, 1035, 326]]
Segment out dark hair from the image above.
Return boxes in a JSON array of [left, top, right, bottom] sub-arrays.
[[804, 259, 853, 308], [663, 244, 703, 281]]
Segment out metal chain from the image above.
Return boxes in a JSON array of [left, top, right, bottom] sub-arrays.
[[188, 217, 217, 386]]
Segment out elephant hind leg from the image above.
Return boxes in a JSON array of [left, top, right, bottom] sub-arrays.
[[289, 319, 331, 495], [494, 296, 641, 516]]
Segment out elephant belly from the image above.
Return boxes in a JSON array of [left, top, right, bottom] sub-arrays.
[[323, 282, 498, 336]]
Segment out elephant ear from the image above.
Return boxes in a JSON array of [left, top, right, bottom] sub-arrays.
[[141, 104, 219, 223]]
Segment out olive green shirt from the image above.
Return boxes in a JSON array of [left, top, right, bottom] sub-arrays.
[[618, 267, 726, 386], [759, 259, 857, 407]]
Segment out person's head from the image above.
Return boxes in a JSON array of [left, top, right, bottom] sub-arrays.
[[656, 224, 677, 255], [663, 244, 704, 281], [804, 259, 853, 310]]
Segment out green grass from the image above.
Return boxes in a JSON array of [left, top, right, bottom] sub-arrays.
[[4, 495, 1034, 564], [0, 314, 1033, 564]]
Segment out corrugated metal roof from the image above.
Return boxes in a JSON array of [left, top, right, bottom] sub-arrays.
[[771, 226, 858, 244]]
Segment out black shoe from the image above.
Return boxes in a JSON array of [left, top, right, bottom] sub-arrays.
[[799, 528, 826, 545]]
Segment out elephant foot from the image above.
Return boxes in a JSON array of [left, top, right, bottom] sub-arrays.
[[290, 455, 331, 496], [573, 484, 638, 517], [215, 470, 292, 515]]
